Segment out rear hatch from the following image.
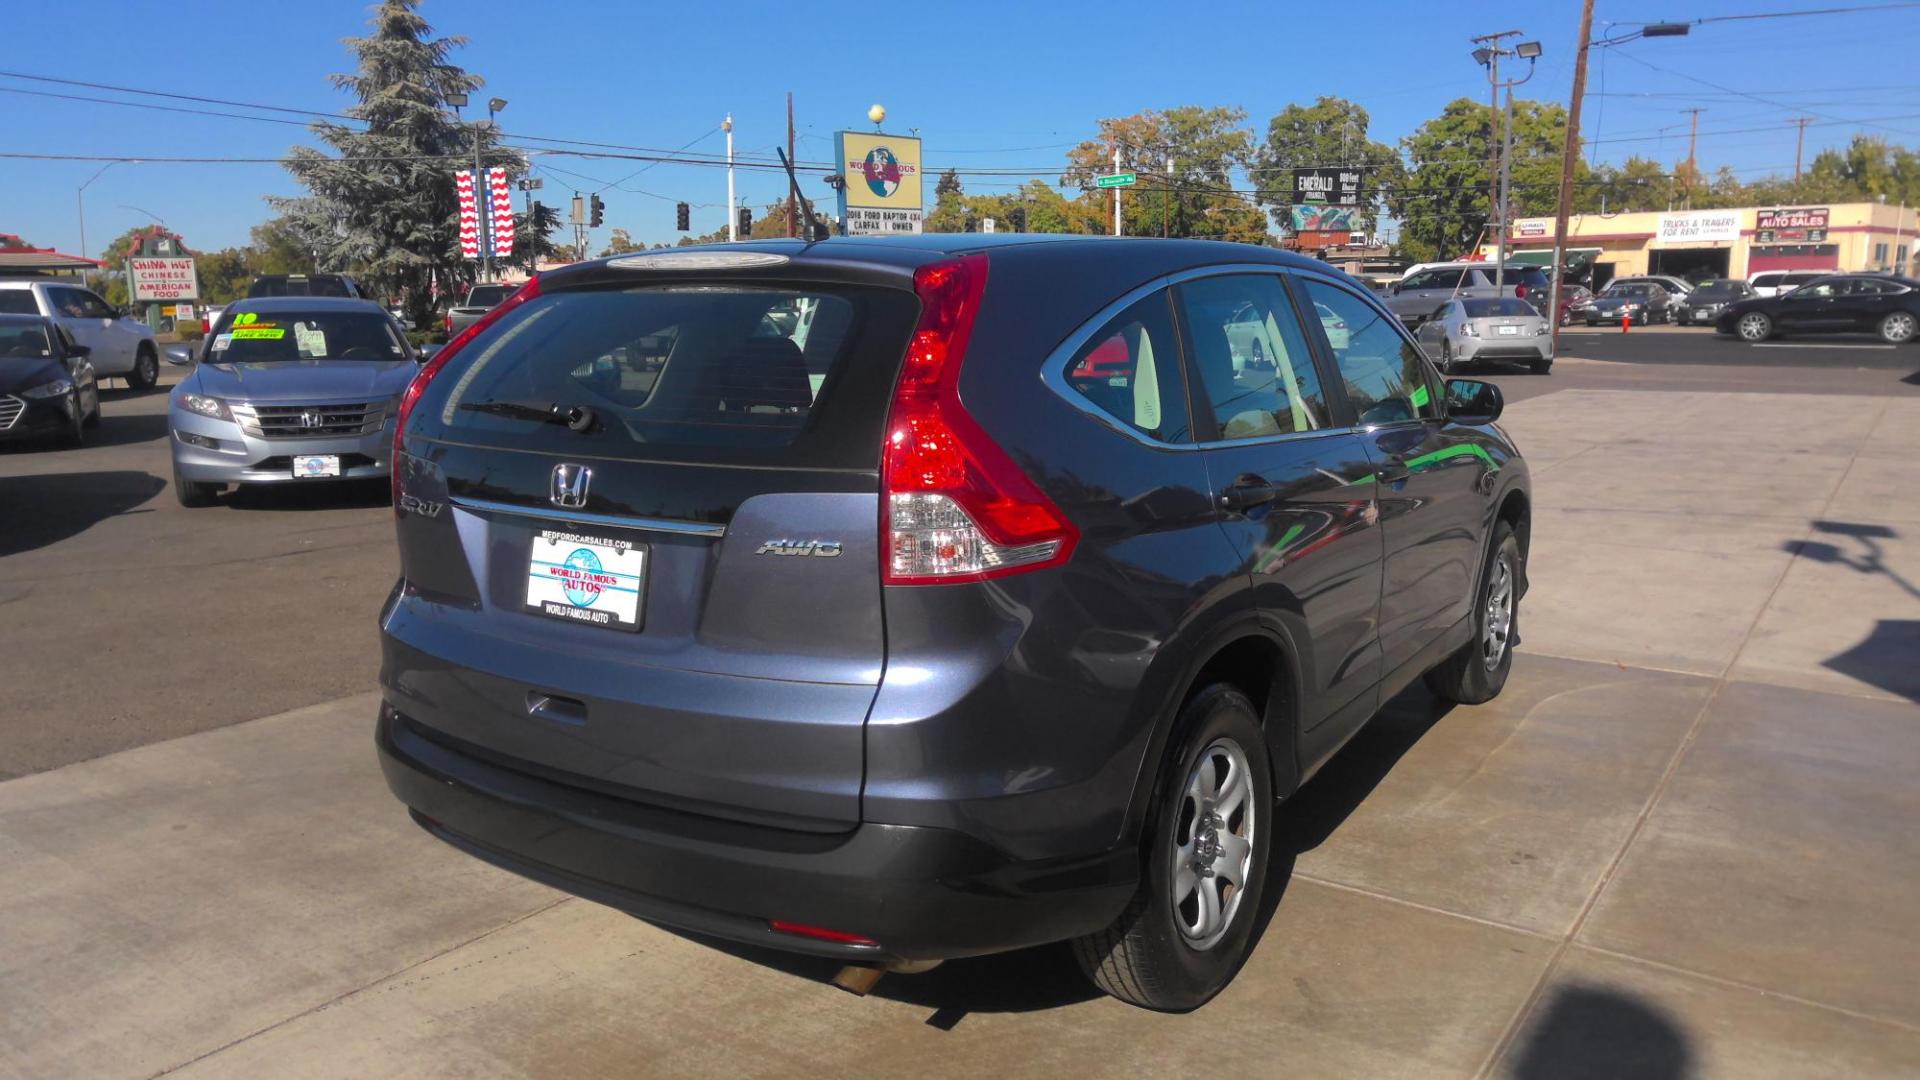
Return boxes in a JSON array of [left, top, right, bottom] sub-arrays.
[[389, 263, 921, 830]]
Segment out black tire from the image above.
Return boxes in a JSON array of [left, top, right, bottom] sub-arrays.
[[1585, 317, 1597, 327], [1424, 520, 1520, 706], [1877, 311, 1918, 345], [1529, 357, 1552, 375], [60, 398, 85, 448], [173, 462, 219, 508], [1438, 340, 1454, 373], [83, 400, 101, 428], [1073, 684, 1273, 1012], [127, 346, 160, 391]]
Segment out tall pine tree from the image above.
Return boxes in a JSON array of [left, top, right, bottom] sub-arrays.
[[274, 0, 522, 326]]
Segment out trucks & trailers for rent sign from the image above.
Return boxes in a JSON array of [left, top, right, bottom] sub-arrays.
[[127, 257, 199, 301], [1655, 210, 1740, 245]]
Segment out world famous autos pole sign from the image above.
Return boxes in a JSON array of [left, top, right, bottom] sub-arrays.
[[837, 131, 923, 236]]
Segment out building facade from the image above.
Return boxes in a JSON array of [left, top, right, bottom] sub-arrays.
[[1489, 201, 1918, 287]]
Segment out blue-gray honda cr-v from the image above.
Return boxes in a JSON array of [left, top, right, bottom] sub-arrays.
[[377, 235, 1531, 1011]]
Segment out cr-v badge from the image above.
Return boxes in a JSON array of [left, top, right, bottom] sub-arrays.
[[550, 463, 592, 509], [756, 539, 844, 558]]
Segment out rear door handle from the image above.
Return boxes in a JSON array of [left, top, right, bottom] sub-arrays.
[[1219, 475, 1281, 512]]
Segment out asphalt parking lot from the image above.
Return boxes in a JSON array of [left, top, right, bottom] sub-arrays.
[[3, 332, 1918, 1077]]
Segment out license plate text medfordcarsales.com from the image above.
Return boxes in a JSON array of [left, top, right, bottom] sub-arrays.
[[128, 258, 199, 301], [846, 207, 924, 235]]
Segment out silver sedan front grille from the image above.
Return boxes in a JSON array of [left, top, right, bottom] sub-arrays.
[[232, 401, 384, 439], [0, 396, 23, 431]]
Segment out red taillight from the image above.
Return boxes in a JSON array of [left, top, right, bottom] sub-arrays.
[[881, 255, 1078, 585], [1515, 284, 1529, 299], [392, 276, 543, 512], [201, 317, 211, 335], [769, 920, 878, 947]]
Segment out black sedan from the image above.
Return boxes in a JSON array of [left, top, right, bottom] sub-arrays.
[[1581, 282, 1677, 326], [0, 314, 101, 447], [1717, 274, 1920, 344]]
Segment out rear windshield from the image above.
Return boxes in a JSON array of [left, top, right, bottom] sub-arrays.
[[1462, 298, 1535, 318], [0, 291, 36, 315], [209, 311, 405, 363], [1605, 284, 1655, 297], [0, 322, 53, 357], [466, 285, 512, 307], [1503, 267, 1551, 287], [413, 284, 919, 468], [1691, 282, 1749, 300], [249, 276, 354, 298]]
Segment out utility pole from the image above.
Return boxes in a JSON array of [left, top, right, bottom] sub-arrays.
[[1472, 29, 1535, 289], [1549, 0, 1594, 356], [1682, 107, 1706, 207], [1791, 117, 1813, 180], [1164, 155, 1174, 238], [1113, 143, 1123, 236], [786, 93, 797, 239], [725, 114, 737, 242]]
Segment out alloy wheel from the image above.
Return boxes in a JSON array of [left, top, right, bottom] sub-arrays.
[[1883, 312, 1917, 344], [1170, 737, 1256, 951], [1737, 313, 1770, 342], [1483, 553, 1514, 671]]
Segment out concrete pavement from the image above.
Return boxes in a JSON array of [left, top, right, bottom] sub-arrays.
[[4, 374, 1919, 1078]]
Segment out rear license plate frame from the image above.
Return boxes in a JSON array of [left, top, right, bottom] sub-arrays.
[[525, 528, 647, 633]]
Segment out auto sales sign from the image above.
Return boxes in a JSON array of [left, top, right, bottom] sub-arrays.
[[128, 257, 199, 301]]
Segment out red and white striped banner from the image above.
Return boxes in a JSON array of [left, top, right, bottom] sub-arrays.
[[487, 167, 515, 258], [455, 169, 480, 259]]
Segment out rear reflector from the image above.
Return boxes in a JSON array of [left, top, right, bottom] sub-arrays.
[[392, 276, 543, 512], [881, 255, 1077, 585], [769, 920, 878, 947]]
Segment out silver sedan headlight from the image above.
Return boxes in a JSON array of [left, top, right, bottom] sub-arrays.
[[179, 393, 233, 421]]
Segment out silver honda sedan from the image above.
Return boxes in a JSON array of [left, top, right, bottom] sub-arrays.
[[1414, 296, 1554, 375], [166, 297, 423, 506]]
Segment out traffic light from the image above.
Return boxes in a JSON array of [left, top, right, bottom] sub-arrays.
[[675, 202, 690, 231], [737, 207, 752, 235], [589, 194, 605, 228], [531, 199, 546, 220]]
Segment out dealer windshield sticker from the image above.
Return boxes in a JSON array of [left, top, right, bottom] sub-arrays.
[[294, 323, 327, 356], [232, 327, 285, 340], [234, 312, 259, 325], [210, 333, 234, 351]]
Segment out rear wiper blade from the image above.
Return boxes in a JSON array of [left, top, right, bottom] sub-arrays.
[[457, 399, 599, 432]]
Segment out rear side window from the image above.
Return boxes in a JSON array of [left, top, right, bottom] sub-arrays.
[[1062, 291, 1191, 444], [0, 291, 35, 315], [1299, 279, 1436, 426], [1177, 274, 1329, 440], [416, 284, 918, 468]]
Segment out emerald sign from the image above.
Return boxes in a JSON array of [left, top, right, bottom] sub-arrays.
[[1095, 172, 1137, 189]]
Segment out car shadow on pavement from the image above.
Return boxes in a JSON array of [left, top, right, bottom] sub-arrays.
[[87, 412, 171, 449], [647, 681, 1460, 1027], [0, 470, 167, 556], [1504, 983, 1693, 1079], [222, 479, 392, 512], [1785, 521, 1920, 704]]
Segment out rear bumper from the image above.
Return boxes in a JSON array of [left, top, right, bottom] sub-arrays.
[[376, 704, 1137, 962]]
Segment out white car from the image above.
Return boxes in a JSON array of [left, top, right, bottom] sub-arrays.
[[1748, 270, 1824, 298], [0, 280, 162, 389], [1415, 296, 1553, 374]]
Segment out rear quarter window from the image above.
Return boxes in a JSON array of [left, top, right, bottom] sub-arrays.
[[412, 283, 919, 470], [0, 291, 37, 315]]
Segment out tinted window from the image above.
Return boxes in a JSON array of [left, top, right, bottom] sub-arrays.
[[1401, 268, 1466, 291], [1851, 278, 1907, 296], [1792, 279, 1843, 298], [1606, 284, 1653, 297], [467, 285, 513, 307], [1782, 273, 1821, 288], [0, 321, 53, 358], [1062, 291, 1190, 444], [208, 310, 405, 363], [1300, 279, 1436, 426], [249, 275, 356, 298], [0, 291, 36, 315], [1691, 283, 1749, 300], [1177, 275, 1329, 440], [424, 285, 916, 464], [1462, 298, 1535, 318]]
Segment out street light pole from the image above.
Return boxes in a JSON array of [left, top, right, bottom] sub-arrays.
[[1472, 31, 1539, 291], [725, 114, 737, 242], [76, 160, 123, 260]]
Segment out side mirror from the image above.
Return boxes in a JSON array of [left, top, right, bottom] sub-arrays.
[[1445, 378, 1503, 424], [163, 344, 194, 366], [415, 343, 441, 364]]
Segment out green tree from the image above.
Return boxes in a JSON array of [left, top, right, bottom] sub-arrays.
[[197, 248, 254, 304], [1255, 96, 1402, 236], [247, 216, 319, 276], [599, 227, 644, 256], [509, 199, 565, 271], [1389, 97, 1577, 263], [1066, 106, 1266, 242], [926, 168, 968, 232], [1586, 155, 1676, 214], [274, 0, 523, 328]]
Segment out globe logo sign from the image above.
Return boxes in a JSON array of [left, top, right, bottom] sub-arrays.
[[561, 548, 604, 607], [861, 147, 903, 198]]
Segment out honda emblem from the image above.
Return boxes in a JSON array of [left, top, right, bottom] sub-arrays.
[[550, 463, 592, 509], [299, 409, 325, 429]]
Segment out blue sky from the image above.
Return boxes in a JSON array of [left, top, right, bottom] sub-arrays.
[[4, 0, 1918, 256]]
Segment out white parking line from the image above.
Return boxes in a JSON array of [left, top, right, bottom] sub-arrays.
[[1752, 343, 1896, 350]]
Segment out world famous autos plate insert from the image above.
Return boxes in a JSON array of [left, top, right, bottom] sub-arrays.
[[525, 529, 645, 631]]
